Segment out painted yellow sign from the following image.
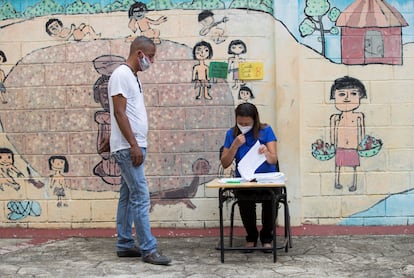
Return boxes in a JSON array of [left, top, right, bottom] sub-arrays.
[[239, 62, 264, 80]]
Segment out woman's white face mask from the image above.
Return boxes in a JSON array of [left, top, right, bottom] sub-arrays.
[[237, 124, 253, 134]]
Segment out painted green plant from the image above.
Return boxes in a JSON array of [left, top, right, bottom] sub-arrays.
[[66, 0, 101, 14], [230, 0, 273, 14], [147, 0, 175, 10], [299, 0, 340, 57], [0, 0, 272, 21], [0, 2, 19, 20], [177, 0, 225, 10], [22, 0, 64, 18], [102, 0, 137, 13]]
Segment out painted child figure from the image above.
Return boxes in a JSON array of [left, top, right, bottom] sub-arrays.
[[227, 40, 247, 89], [238, 85, 255, 103], [329, 76, 367, 192], [192, 41, 213, 100], [127, 2, 167, 44], [45, 18, 101, 41], [48, 156, 69, 207]]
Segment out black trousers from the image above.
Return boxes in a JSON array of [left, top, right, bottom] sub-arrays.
[[234, 189, 280, 244]]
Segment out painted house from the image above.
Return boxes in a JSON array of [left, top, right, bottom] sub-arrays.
[[336, 0, 408, 65]]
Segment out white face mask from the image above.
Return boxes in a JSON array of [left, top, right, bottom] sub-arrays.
[[138, 55, 151, 71], [237, 124, 253, 134]]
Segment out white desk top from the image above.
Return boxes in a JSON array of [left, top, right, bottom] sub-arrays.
[[206, 178, 286, 189]]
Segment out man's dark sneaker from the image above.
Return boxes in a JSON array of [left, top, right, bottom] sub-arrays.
[[143, 251, 171, 265], [117, 247, 141, 257]]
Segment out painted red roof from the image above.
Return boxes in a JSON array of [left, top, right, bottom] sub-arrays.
[[336, 0, 408, 28]]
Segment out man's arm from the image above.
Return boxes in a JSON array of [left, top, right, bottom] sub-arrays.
[[112, 94, 143, 166]]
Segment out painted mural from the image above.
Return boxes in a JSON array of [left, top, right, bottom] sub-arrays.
[[0, 0, 413, 228]]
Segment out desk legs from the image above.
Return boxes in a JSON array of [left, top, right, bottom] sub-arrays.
[[217, 188, 289, 263], [219, 188, 225, 263], [271, 191, 277, 263]]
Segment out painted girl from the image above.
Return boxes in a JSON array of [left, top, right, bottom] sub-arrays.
[[227, 40, 247, 89], [49, 156, 69, 207]]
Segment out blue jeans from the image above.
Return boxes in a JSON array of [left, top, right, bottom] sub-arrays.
[[112, 148, 157, 256]]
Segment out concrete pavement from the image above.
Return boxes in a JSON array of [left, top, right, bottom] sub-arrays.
[[1, 234, 414, 277]]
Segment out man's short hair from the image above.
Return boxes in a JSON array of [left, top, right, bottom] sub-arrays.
[[130, 36, 155, 54]]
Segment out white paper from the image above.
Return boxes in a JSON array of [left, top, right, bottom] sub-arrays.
[[219, 173, 285, 184], [253, 172, 285, 183], [237, 141, 266, 181]]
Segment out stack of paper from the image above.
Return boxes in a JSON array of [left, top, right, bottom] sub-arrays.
[[253, 172, 285, 183], [219, 172, 285, 184]]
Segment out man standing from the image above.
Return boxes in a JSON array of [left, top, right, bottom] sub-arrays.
[[108, 36, 171, 265]]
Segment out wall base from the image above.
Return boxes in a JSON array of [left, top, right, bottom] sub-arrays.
[[1, 225, 414, 242]]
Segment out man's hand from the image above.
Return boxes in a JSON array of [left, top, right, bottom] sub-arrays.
[[130, 145, 144, 166]]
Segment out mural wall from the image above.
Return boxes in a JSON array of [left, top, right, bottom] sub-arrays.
[[0, 0, 413, 228]]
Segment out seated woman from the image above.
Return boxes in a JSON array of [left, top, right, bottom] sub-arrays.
[[220, 103, 278, 252]]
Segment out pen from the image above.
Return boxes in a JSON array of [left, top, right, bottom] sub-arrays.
[[226, 181, 241, 184]]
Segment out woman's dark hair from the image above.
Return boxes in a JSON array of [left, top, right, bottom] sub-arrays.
[[330, 76, 367, 100], [232, 103, 266, 139]]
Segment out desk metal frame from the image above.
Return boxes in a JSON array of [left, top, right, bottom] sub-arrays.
[[207, 180, 291, 263]]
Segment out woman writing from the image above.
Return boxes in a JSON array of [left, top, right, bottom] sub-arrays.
[[220, 103, 278, 251]]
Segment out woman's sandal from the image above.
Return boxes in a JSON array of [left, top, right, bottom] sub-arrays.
[[262, 242, 273, 253], [242, 241, 257, 253]]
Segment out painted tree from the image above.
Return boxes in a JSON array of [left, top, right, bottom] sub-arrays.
[[299, 0, 340, 57]]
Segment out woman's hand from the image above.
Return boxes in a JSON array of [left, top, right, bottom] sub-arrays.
[[258, 144, 268, 155], [233, 134, 246, 148], [259, 142, 277, 165], [221, 134, 246, 169]]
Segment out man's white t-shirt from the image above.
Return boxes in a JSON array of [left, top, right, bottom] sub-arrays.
[[108, 64, 148, 152]]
